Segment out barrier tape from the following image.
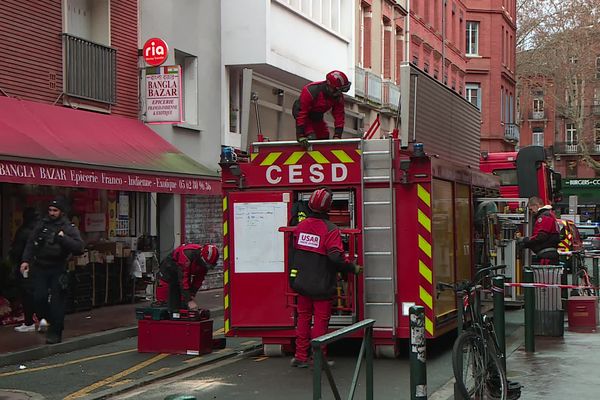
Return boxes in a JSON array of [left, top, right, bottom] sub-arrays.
[[504, 282, 597, 290]]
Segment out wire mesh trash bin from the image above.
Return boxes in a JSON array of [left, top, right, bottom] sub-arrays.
[[531, 265, 564, 337]]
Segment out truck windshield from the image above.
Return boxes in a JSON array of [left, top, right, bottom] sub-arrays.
[[492, 169, 518, 186]]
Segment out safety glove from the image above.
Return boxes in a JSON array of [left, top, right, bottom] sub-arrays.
[[354, 264, 363, 274], [297, 136, 310, 150]]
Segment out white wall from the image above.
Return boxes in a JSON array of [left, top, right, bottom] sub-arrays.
[[140, 0, 222, 172]]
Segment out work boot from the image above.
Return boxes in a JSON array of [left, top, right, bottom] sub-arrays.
[[290, 357, 309, 368], [46, 332, 62, 345]]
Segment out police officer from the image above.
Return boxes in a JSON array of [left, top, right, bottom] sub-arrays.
[[20, 197, 84, 344], [288, 187, 361, 368], [518, 196, 560, 265], [156, 244, 219, 312], [293, 70, 351, 148]]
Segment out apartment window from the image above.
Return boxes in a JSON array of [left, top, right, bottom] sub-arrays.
[[65, 0, 110, 45], [569, 56, 578, 64], [566, 123, 577, 144], [466, 21, 479, 56], [278, 0, 343, 35], [500, 89, 504, 122], [466, 83, 481, 109], [532, 128, 544, 146], [412, 54, 419, 66], [596, 56, 600, 79], [533, 98, 544, 112], [175, 50, 198, 126], [567, 161, 578, 177]]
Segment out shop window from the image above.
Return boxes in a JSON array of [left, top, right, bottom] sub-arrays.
[[175, 49, 199, 127]]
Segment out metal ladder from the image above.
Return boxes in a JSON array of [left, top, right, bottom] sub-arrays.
[[360, 138, 396, 331]]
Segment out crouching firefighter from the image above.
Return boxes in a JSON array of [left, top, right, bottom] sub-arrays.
[[288, 187, 362, 368], [517, 196, 560, 265], [156, 244, 219, 313]]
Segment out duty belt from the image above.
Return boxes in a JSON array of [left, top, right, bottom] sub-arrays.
[[536, 247, 558, 257]]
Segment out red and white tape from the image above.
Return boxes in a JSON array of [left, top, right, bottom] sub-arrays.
[[504, 282, 596, 290]]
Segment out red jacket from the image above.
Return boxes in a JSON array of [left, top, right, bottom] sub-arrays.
[[157, 244, 207, 302], [295, 81, 345, 137], [523, 206, 560, 254]]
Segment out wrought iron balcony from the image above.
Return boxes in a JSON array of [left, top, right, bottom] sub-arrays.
[[382, 80, 400, 112], [528, 111, 546, 120], [63, 33, 117, 104], [554, 141, 580, 154], [504, 123, 520, 143]]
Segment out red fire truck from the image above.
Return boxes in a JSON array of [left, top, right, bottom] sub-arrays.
[[480, 145, 562, 205], [221, 137, 499, 356]]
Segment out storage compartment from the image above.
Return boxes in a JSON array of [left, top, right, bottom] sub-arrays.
[[137, 319, 214, 355], [567, 296, 598, 332]]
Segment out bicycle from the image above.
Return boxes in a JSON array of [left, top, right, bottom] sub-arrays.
[[438, 264, 521, 400], [574, 253, 595, 296]]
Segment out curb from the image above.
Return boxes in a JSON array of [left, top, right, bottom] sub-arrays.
[[79, 341, 262, 400], [0, 307, 224, 368]]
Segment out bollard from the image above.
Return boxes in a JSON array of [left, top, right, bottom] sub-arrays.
[[594, 257, 599, 291], [409, 306, 427, 400], [492, 276, 506, 371], [524, 268, 535, 352]]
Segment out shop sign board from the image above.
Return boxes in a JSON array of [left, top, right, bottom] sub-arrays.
[[563, 178, 600, 187], [145, 65, 183, 123], [0, 160, 221, 195], [143, 37, 169, 67]]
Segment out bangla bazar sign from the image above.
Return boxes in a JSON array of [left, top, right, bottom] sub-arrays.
[[0, 160, 220, 195], [563, 178, 600, 187], [145, 65, 182, 123]]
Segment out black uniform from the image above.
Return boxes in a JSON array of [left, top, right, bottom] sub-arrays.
[[22, 215, 84, 341]]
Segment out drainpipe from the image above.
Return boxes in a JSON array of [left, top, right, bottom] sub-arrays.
[[404, 0, 410, 64], [442, 0, 446, 84]]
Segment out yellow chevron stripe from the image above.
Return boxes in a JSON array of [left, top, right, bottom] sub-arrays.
[[419, 260, 432, 284], [224, 294, 229, 309], [425, 317, 433, 335], [224, 245, 229, 261], [251, 153, 258, 161], [417, 209, 431, 232], [331, 150, 354, 163], [356, 149, 362, 155], [225, 319, 230, 333], [284, 151, 305, 165], [223, 270, 229, 285], [223, 197, 227, 212], [307, 151, 329, 164], [417, 184, 431, 207], [418, 235, 432, 258], [260, 152, 283, 166], [223, 220, 228, 236], [419, 286, 433, 309]]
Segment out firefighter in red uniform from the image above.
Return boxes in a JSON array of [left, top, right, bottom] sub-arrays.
[[288, 187, 361, 368], [156, 244, 219, 312], [293, 70, 351, 147], [518, 196, 560, 265]]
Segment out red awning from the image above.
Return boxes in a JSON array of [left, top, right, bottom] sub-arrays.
[[0, 96, 220, 195]]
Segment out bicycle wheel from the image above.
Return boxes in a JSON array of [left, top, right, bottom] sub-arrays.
[[452, 331, 486, 398], [453, 331, 508, 399]]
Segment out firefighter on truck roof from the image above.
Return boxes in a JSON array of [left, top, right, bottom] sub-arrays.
[[293, 70, 351, 148], [288, 187, 362, 368], [156, 244, 219, 312]]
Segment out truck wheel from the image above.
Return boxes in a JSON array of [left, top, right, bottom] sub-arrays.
[[263, 344, 284, 357]]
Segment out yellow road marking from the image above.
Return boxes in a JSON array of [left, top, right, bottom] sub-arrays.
[[241, 340, 258, 346], [64, 353, 169, 399], [253, 356, 268, 362], [148, 367, 171, 375], [0, 349, 137, 377], [108, 379, 133, 387]]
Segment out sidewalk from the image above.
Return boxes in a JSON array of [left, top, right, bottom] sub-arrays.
[[0, 288, 224, 367]]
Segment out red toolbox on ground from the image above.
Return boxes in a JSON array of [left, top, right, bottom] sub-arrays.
[[567, 296, 598, 332], [138, 319, 213, 355]]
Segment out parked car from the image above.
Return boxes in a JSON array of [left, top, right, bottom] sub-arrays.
[[575, 224, 600, 252]]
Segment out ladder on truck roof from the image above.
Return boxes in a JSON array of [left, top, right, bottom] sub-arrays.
[[361, 138, 396, 332]]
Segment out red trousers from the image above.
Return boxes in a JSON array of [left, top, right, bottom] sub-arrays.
[[295, 295, 332, 362], [299, 120, 330, 140]]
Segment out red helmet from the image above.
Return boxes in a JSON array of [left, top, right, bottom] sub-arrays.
[[308, 187, 333, 213], [201, 244, 219, 266], [326, 70, 351, 93]]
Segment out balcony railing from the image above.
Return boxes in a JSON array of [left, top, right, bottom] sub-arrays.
[[63, 33, 117, 104], [366, 71, 382, 104], [354, 66, 383, 105], [355, 67, 366, 98], [529, 111, 546, 120], [593, 103, 600, 115], [382, 80, 400, 112], [504, 123, 520, 143]]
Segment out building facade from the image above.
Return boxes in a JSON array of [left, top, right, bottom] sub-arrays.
[[464, 0, 518, 153]]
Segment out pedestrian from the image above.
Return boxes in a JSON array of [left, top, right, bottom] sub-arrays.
[[10, 207, 47, 333], [517, 196, 560, 265], [288, 187, 361, 368], [20, 197, 85, 344], [293, 70, 351, 148], [155, 244, 219, 312]]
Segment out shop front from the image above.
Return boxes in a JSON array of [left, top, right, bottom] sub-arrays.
[[559, 178, 600, 221], [0, 96, 220, 321]]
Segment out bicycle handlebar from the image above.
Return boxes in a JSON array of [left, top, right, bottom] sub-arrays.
[[436, 264, 506, 297]]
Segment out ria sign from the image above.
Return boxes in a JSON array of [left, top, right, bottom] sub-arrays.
[[143, 37, 168, 66]]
